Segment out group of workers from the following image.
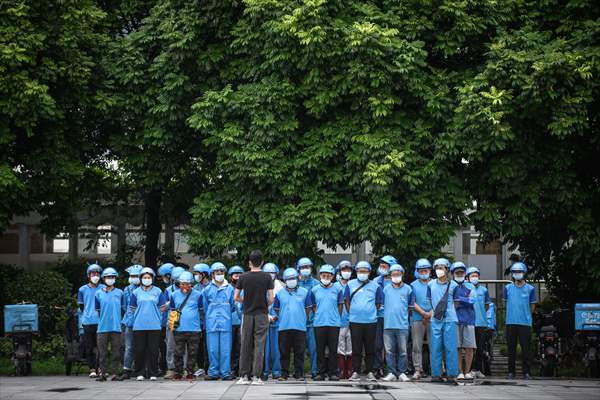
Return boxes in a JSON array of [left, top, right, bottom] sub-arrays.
[[78, 251, 536, 383]]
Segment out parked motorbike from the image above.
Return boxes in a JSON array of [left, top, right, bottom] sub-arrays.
[[536, 311, 560, 377], [3, 303, 38, 376]]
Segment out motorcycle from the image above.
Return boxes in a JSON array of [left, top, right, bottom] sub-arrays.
[[536, 312, 560, 377], [575, 303, 600, 378], [4, 303, 38, 376]]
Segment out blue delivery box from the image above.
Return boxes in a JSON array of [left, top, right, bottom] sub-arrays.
[[4, 304, 39, 333], [575, 303, 600, 331]]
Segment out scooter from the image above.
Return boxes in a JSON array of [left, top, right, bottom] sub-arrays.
[[537, 312, 560, 377], [575, 303, 600, 378], [582, 333, 599, 377], [4, 303, 38, 376]]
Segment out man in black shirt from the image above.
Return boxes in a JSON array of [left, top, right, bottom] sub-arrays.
[[234, 250, 274, 385]]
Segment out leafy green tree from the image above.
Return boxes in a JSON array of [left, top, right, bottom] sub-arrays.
[[445, 0, 600, 304]]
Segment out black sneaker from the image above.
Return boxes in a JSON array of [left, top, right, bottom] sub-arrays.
[[507, 373, 515, 380], [122, 370, 131, 380], [204, 375, 219, 381], [431, 376, 444, 382], [278, 375, 288, 381], [294, 374, 304, 380], [329, 375, 339, 381], [523, 373, 531, 380]]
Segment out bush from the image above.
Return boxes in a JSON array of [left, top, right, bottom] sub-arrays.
[[5, 270, 73, 336]]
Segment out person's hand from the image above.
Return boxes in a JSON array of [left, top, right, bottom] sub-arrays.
[[268, 315, 275, 323]]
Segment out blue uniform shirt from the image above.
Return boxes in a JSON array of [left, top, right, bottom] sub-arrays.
[[274, 287, 312, 331], [121, 284, 139, 328], [426, 279, 458, 323], [311, 284, 344, 327], [375, 275, 391, 318], [95, 287, 124, 333], [334, 281, 350, 327], [409, 279, 431, 322], [202, 281, 235, 332], [383, 283, 412, 330], [161, 284, 178, 327], [299, 276, 319, 327], [504, 282, 536, 326], [77, 283, 106, 325], [130, 286, 166, 331], [170, 288, 203, 332], [454, 282, 476, 326], [472, 284, 492, 327], [343, 279, 384, 324]]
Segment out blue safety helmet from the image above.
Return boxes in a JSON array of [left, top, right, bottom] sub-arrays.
[[466, 266, 480, 277], [510, 262, 527, 273], [415, 258, 432, 270], [337, 260, 352, 271], [296, 257, 313, 269], [389, 264, 405, 274], [319, 264, 336, 275], [450, 261, 467, 273], [210, 262, 227, 273], [86, 263, 102, 275], [126, 264, 143, 276], [433, 258, 450, 269], [193, 263, 211, 275], [355, 261, 372, 271], [171, 266, 185, 282], [263, 263, 279, 274], [283, 268, 299, 280], [380, 255, 397, 266], [178, 271, 194, 284], [228, 265, 244, 275], [101, 267, 118, 278], [158, 263, 175, 277], [140, 267, 155, 277]]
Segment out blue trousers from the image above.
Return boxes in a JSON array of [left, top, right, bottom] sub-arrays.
[[306, 326, 317, 375], [430, 321, 459, 378], [263, 325, 281, 377], [122, 326, 134, 370], [207, 331, 232, 378], [383, 329, 408, 376], [373, 317, 385, 370]]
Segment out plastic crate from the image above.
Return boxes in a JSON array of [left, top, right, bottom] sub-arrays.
[[4, 304, 39, 333], [575, 303, 600, 331]]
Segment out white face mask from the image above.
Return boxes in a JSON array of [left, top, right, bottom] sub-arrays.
[[391, 275, 402, 284], [357, 272, 369, 282], [104, 278, 116, 286], [90, 275, 100, 284], [512, 273, 524, 281], [321, 278, 331, 286], [435, 269, 446, 278], [129, 277, 140, 285], [214, 274, 225, 283], [286, 279, 298, 289], [300, 268, 311, 277], [470, 277, 479, 285], [163, 277, 170, 284], [341, 271, 352, 280], [454, 276, 465, 283], [194, 274, 201, 283], [142, 277, 153, 286], [270, 273, 277, 281]]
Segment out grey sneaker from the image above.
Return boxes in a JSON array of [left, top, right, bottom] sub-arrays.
[[366, 372, 377, 381], [349, 372, 360, 381], [251, 377, 264, 385]]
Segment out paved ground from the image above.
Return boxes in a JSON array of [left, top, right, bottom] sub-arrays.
[[1, 376, 599, 400]]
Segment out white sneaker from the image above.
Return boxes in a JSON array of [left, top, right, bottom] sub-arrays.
[[194, 368, 205, 377], [366, 372, 377, 381], [236, 376, 250, 385], [149, 376, 157, 381], [251, 377, 264, 385], [473, 370, 485, 379], [464, 372, 474, 380], [89, 370, 97, 378], [412, 371, 422, 380], [399, 373, 410, 382], [382, 373, 396, 382], [349, 372, 360, 381], [136, 375, 144, 381], [457, 373, 465, 380]]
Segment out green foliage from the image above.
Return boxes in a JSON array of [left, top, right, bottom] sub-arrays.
[[5, 270, 73, 336]]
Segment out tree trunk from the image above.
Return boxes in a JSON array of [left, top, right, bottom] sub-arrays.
[[144, 191, 162, 268]]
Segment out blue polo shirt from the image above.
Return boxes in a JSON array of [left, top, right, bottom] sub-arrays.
[[454, 282, 476, 326], [334, 281, 350, 327], [274, 287, 312, 331], [130, 286, 166, 331], [202, 281, 235, 332], [299, 276, 319, 327], [311, 283, 344, 327], [170, 288, 203, 332], [78, 283, 106, 325], [409, 279, 431, 322], [472, 284, 491, 327], [426, 279, 458, 323], [121, 284, 139, 328], [383, 283, 412, 330], [343, 279, 384, 324], [504, 282, 536, 326], [375, 275, 392, 318], [95, 287, 124, 333]]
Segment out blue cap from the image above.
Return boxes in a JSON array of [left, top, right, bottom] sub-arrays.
[[450, 261, 467, 273], [86, 263, 102, 275], [263, 263, 279, 274], [389, 264, 404, 274], [158, 263, 175, 277], [140, 267, 155, 277], [415, 258, 432, 270], [380, 255, 397, 266], [355, 261, 372, 271], [296, 257, 313, 269], [466, 266, 480, 276], [510, 262, 527, 273], [283, 268, 299, 280], [193, 263, 211, 274], [171, 266, 185, 281], [337, 260, 352, 271], [178, 271, 194, 284], [126, 265, 143, 276], [433, 258, 450, 268], [228, 265, 244, 275], [319, 264, 335, 275], [210, 262, 226, 273], [101, 267, 118, 278]]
